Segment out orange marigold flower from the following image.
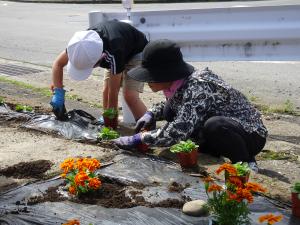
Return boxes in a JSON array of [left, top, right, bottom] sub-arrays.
[[62, 219, 80, 225], [202, 176, 214, 183], [216, 163, 237, 176], [60, 158, 75, 174], [74, 171, 89, 186], [85, 158, 101, 172], [61, 173, 66, 178], [75, 158, 85, 171], [88, 177, 102, 190], [228, 176, 243, 188], [258, 214, 283, 224], [236, 188, 254, 203], [69, 185, 76, 195], [208, 184, 223, 192], [245, 182, 266, 193]]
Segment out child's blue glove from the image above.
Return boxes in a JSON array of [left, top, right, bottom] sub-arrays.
[[50, 88, 67, 120]]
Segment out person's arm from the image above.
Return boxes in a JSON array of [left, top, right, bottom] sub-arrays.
[[52, 50, 68, 88], [149, 101, 166, 121], [142, 82, 215, 147]]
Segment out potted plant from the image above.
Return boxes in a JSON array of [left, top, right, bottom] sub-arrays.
[[203, 163, 268, 225], [15, 104, 33, 112], [223, 162, 251, 185], [102, 108, 118, 129], [97, 127, 120, 140], [170, 139, 198, 168], [60, 158, 102, 196], [291, 182, 300, 218]]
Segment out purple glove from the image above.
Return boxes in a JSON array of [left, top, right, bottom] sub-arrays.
[[135, 111, 156, 133], [113, 134, 142, 150]]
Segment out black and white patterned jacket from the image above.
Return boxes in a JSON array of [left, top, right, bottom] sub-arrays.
[[141, 68, 268, 146]]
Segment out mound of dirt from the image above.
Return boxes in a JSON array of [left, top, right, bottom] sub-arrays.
[[0, 160, 53, 179]]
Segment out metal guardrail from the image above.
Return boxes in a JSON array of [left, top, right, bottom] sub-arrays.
[[89, 5, 300, 61]]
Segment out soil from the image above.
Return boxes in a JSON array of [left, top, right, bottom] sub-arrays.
[[0, 160, 53, 179], [168, 181, 186, 193], [26, 180, 186, 209]]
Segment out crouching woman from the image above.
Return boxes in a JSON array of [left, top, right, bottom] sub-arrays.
[[114, 39, 267, 171]]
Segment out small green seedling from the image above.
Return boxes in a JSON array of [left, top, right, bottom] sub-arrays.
[[170, 139, 199, 153], [98, 127, 120, 140], [0, 97, 4, 105], [293, 182, 300, 193], [292, 182, 300, 199], [233, 162, 251, 176], [15, 104, 33, 112], [102, 108, 118, 119]]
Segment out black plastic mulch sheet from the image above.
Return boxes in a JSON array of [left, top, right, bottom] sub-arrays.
[[1, 155, 299, 225], [22, 109, 101, 142]]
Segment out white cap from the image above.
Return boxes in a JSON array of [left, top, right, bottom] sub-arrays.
[[66, 30, 103, 81]]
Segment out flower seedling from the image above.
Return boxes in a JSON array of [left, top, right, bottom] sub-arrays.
[[203, 163, 267, 225], [60, 158, 101, 196], [170, 140, 199, 168], [15, 104, 33, 112], [98, 127, 120, 140], [170, 139, 199, 153], [102, 108, 118, 119]]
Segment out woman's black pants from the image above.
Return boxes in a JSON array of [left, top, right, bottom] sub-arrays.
[[197, 116, 266, 163]]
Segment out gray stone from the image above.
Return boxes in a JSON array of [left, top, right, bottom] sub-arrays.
[[182, 199, 208, 217]]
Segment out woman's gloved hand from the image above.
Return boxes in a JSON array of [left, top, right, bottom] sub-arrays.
[[135, 111, 156, 133], [50, 87, 67, 120], [113, 134, 141, 150]]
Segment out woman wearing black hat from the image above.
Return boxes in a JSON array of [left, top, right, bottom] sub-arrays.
[[114, 39, 267, 171]]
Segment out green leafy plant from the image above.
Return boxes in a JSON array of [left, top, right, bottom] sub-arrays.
[[0, 97, 4, 105], [15, 104, 33, 112], [102, 108, 118, 119], [292, 182, 300, 199], [170, 139, 199, 153], [233, 162, 251, 176], [98, 127, 119, 140]]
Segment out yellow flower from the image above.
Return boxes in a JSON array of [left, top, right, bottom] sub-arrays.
[[258, 214, 283, 224]]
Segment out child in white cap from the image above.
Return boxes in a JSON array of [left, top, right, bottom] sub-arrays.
[[51, 20, 148, 121]]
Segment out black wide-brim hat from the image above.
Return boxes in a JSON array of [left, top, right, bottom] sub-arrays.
[[128, 39, 194, 83]]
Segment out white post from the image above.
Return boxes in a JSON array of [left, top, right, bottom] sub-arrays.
[[121, 95, 136, 125], [120, 1, 136, 125]]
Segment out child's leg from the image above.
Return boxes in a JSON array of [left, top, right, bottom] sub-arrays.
[[102, 68, 110, 110], [122, 61, 147, 121]]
